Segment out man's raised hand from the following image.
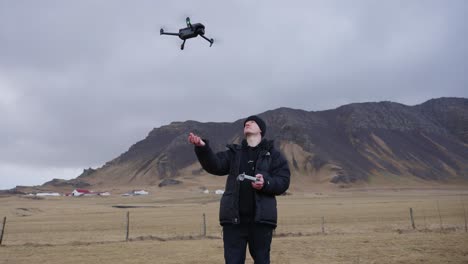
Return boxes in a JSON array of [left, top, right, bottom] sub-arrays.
[[188, 132, 206, 147]]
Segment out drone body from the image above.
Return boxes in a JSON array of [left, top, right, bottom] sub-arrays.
[[160, 17, 214, 50]]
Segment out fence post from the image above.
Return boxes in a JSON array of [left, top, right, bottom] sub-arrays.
[[126, 211, 130, 241], [423, 209, 427, 230], [0, 217, 6, 245], [436, 201, 443, 231], [409, 208, 416, 230], [202, 213, 206, 237], [461, 197, 467, 233], [321, 216, 325, 234]]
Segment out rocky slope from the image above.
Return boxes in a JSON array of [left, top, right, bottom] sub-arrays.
[[34, 97, 468, 190]]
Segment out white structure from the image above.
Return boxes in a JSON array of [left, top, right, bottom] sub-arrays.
[[121, 190, 149, 196], [203, 189, 210, 194], [71, 189, 91, 196], [133, 190, 149, 195], [36, 192, 61, 197], [215, 189, 224, 195]]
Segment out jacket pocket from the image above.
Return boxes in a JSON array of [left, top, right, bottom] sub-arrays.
[[219, 192, 235, 222], [258, 195, 277, 223]]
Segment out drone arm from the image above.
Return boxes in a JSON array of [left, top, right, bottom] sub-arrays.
[[161, 32, 179, 36], [200, 35, 214, 47], [160, 28, 179, 36], [181, 39, 186, 50]]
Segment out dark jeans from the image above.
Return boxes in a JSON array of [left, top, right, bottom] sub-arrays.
[[223, 223, 274, 264]]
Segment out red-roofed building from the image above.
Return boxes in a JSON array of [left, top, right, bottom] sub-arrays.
[[71, 189, 91, 196]]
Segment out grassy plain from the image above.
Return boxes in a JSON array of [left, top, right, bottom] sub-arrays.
[[1, 187, 468, 264]]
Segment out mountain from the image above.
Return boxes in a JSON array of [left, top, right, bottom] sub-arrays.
[[30, 97, 468, 191]]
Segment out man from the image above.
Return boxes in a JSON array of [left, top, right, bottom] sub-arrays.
[[188, 115, 290, 264]]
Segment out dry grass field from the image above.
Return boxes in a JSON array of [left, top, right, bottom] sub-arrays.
[[1, 187, 468, 264]]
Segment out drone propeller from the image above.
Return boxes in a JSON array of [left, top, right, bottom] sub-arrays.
[[210, 37, 222, 46], [159, 22, 169, 34]]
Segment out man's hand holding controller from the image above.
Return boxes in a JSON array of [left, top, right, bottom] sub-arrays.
[[238, 173, 264, 190]]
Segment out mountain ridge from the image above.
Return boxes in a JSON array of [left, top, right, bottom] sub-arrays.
[[10, 97, 468, 193]]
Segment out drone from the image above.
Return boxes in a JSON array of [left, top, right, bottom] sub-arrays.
[[160, 17, 214, 50]]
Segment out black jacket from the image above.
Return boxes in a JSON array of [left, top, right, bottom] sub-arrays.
[[195, 139, 290, 227]]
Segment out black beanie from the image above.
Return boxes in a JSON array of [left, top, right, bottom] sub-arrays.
[[244, 115, 266, 137]]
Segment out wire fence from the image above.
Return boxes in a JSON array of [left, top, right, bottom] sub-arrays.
[[1, 199, 467, 246]]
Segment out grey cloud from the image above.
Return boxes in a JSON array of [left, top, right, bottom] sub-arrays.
[[0, 0, 467, 189]]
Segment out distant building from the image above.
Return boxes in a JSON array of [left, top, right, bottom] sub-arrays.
[[122, 190, 149, 196], [36, 192, 61, 197], [133, 190, 149, 195], [71, 189, 91, 196]]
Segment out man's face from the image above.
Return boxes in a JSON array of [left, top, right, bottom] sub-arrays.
[[244, 120, 262, 136]]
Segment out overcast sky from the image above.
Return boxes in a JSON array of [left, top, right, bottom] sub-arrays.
[[1, 1, 467, 189]]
